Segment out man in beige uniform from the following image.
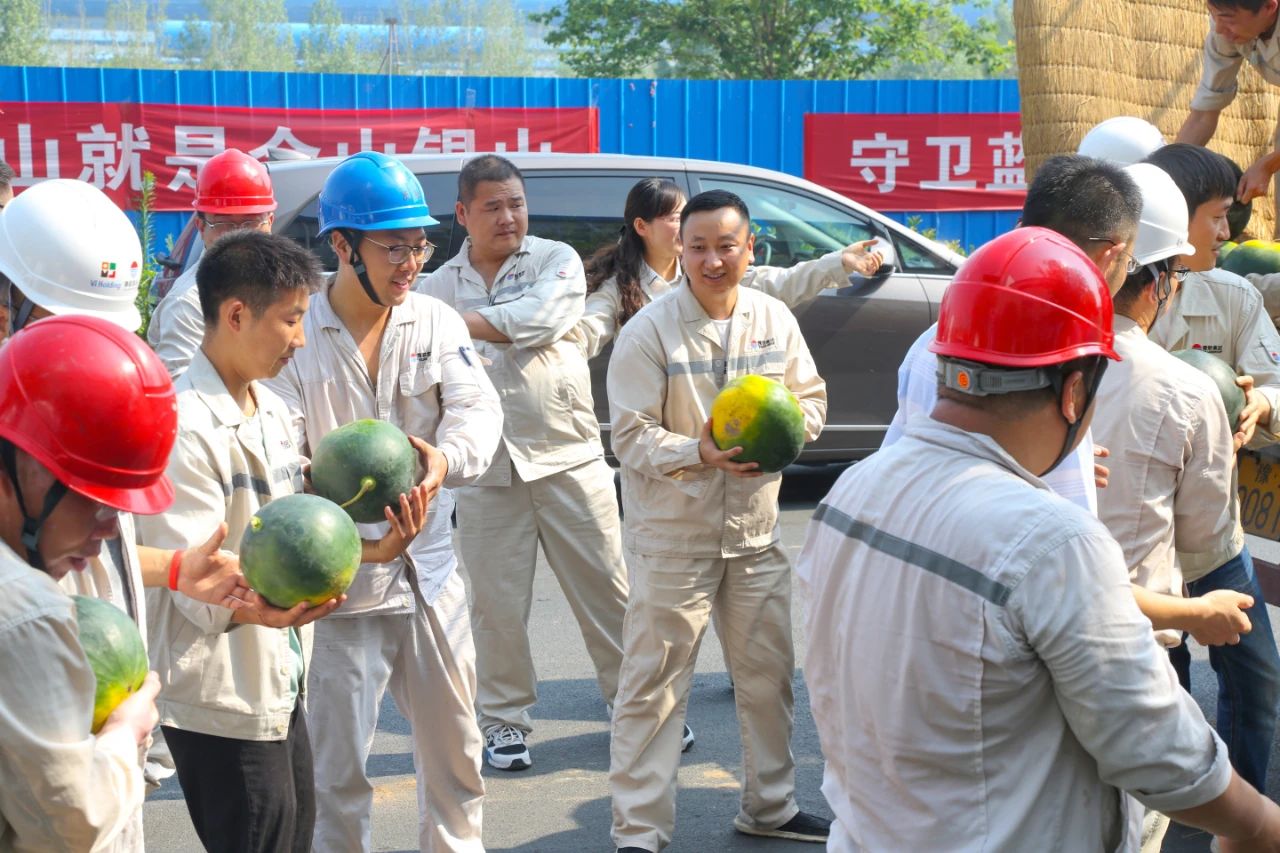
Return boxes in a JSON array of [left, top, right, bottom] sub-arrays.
[[606, 190, 829, 852], [269, 151, 503, 852], [418, 154, 635, 770]]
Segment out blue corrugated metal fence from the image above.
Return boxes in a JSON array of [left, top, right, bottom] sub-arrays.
[[0, 65, 1021, 251]]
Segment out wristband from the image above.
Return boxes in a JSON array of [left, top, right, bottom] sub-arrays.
[[168, 549, 185, 592]]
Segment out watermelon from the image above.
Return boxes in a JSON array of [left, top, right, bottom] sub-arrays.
[[1218, 241, 1238, 267], [310, 419, 418, 524], [710, 374, 806, 474], [240, 493, 361, 609], [73, 595, 148, 733], [1219, 239, 1280, 278], [1171, 348, 1246, 428]]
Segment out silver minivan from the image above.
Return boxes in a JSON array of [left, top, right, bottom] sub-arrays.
[[158, 152, 964, 462]]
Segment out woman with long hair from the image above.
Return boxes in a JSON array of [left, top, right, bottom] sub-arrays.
[[579, 178, 886, 360]]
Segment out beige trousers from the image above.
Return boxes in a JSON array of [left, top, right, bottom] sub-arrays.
[[609, 545, 799, 852], [458, 457, 629, 734], [307, 569, 485, 853]]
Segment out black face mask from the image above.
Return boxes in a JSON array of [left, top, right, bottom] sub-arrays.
[[1042, 357, 1110, 477]]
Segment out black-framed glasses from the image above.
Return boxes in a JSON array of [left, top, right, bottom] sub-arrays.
[[363, 237, 436, 266], [1086, 236, 1140, 275], [203, 214, 272, 233], [1171, 266, 1191, 283]]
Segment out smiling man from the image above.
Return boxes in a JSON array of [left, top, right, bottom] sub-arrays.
[[1177, 0, 1280, 230]]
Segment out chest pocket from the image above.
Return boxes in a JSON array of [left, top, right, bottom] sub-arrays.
[[400, 362, 443, 398]]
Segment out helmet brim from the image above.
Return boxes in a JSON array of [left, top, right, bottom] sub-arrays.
[[193, 200, 279, 215], [318, 213, 441, 235], [69, 473, 176, 515], [41, 299, 143, 334]]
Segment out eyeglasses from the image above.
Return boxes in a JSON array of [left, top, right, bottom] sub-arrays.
[[1171, 266, 1191, 283], [363, 237, 436, 266], [203, 214, 271, 232], [1086, 236, 1140, 275]]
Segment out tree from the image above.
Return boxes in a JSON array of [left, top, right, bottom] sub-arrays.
[[532, 0, 1014, 80], [398, 0, 533, 77], [201, 0, 295, 72], [300, 0, 370, 74], [0, 0, 50, 66], [103, 0, 169, 69]]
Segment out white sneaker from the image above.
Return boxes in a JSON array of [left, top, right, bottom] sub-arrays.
[[484, 724, 532, 771], [682, 723, 695, 752]]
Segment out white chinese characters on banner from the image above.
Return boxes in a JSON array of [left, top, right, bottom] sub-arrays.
[[921, 136, 977, 190], [849, 132, 909, 194], [986, 131, 1027, 191], [166, 126, 227, 191], [77, 123, 152, 191], [0, 124, 61, 186], [247, 126, 323, 161]]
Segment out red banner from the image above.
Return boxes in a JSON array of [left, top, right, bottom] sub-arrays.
[[0, 102, 600, 211], [804, 112, 1025, 212]]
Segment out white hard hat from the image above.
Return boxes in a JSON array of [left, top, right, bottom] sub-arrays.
[[1077, 116, 1167, 166], [1123, 163, 1196, 265], [0, 179, 143, 332]]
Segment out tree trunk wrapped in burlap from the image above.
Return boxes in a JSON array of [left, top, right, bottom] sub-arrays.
[[1015, 0, 1279, 239]]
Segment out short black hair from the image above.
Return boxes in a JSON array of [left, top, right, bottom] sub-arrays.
[[0, 161, 13, 194], [1143, 143, 1237, 216], [1112, 260, 1170, 314], [1221, 155, 1253, 240], [1021, 155, 1142, 249], [1208, 0, 1270, 12], [679, 189, 751, 234], [458, 154, 524, 205], [197, 231, 321, 327]]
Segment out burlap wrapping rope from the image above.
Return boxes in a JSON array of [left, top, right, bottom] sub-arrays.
[[1015, 0, 1280, 238]]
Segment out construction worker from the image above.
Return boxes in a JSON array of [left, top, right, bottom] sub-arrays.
[[1143, 141, 1280, 795], [1092, 162, 1252, 851], [796, 226, 1280, 851], [606, 189, 830, 852], [266, 151, 503, 853], [1077, 115, 1166, 166], [137, 231, 426, 853], [0, 160, 12, 209], [1178, 0, 1280, 229], [579, 176, 884, 359], [417, 154, 632, 772], [150, 148, 277, 377], [0, 315, 169, 850]]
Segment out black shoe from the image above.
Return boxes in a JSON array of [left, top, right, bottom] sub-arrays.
[[617, 848, 652, 853], [734, 810, 831, 842]]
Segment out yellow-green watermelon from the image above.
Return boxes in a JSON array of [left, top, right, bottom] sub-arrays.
[[1219, 239, 1280, 278], [73, 596, 148, 733], [710, 375, 805, 474], [310, 419, 418, 524], [240, 494, 361, 609]]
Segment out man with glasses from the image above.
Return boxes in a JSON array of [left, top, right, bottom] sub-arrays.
[[149, 148, 277, 377], [266, 151, 502, 853], [1144, 142, 1280, 796]]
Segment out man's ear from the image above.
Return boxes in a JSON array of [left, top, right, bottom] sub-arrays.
[[330, 230, 351, 265], [455, 200, 468, 230], [221, 298, 249, 333], [1060, 370, 1086, 425]]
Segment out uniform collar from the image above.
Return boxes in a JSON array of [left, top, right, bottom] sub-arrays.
[[903, 415, 1054, 493], [186, 348, 259, 429], [1175, 271, 1222, 317], [314, 273, 415, 331], [1112, 314, 1145, 337], [443, 236, 534, 273], [675, 278, 753, 350]]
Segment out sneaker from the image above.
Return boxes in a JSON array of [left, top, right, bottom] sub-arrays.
[[733, 811, 831, 843], [681, 723, 695, 752], [483, 724, 532, 771]]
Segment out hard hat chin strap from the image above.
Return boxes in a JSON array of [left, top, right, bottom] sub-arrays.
[[341, 229, 385, 308], [0, 440, 69, 572], [1044, 357, 1109, 477], [6, 280, 36, 336]]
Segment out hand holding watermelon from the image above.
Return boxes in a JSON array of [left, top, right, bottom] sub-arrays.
[[361, 482, 432, 564], [103, 671, 161, 745], [699, 418, 763, 478]]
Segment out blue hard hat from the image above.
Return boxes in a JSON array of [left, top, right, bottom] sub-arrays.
[[318, 151, 440, 234]]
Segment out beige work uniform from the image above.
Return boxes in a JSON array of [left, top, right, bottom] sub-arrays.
[[605, 282, 827, 851], [578, 251, 849, 359], [0, 542, 145, 852], [1148, 267, 1280, 578], [136, 351, 307, 741], [58, 514, 148, 853], [147, 265, 204, 379], [418, 235, 631, 736], [266, 283, 503, 853], [1092, 318, 1237, 646], [1191, 24, 1280, 113]]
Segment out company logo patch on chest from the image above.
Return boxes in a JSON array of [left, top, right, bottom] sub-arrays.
[[745, 338, 776, 352], [409, 351, 431, 364], [1191, 343, 1224, 354]]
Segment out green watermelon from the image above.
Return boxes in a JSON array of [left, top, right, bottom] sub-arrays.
[[1172, 348, 1246, 428], [1219, 239, 1280, 278], [73, 596, 148, 733], [710, 375, 805, 474], [310, 419, 418, 524], [240, 493, 361, 609], [1218, 241, 1239, 267]]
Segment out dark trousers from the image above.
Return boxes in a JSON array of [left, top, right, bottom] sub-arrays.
[[163, 701, 316, 853], [1168, 545, 1280, 794]]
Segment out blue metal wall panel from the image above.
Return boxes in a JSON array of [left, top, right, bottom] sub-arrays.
[[0, 66, 1020, 251]]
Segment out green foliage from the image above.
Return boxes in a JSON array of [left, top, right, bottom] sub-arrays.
[[397, 0, 534, 76], [132, 172, 160, 341], [300, 0, 370, 74], [0, 0, 50, 66], [533, 0, 1014, 80], [102, 0, 169, 68], [905, 215, 966, 256], [201, 0, 295, 71]]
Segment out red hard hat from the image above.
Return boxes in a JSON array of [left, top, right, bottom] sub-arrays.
[[193, 149, 278, 214], [0, 315, 177, 514], [930, 227, 1120, 368]]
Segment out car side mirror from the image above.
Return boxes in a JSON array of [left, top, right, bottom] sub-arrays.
[[847, 236, 896, 285]]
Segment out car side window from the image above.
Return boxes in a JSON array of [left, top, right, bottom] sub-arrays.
[[695, 176, 875, 268], [279, 173, 457, 273], [521, 173, 682, 259]]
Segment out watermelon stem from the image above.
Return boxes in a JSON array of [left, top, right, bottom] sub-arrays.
[[340, 477, 377, 510]]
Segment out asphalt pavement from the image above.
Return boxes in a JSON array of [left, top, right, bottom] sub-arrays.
[[142, 463, 1280, 852]]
